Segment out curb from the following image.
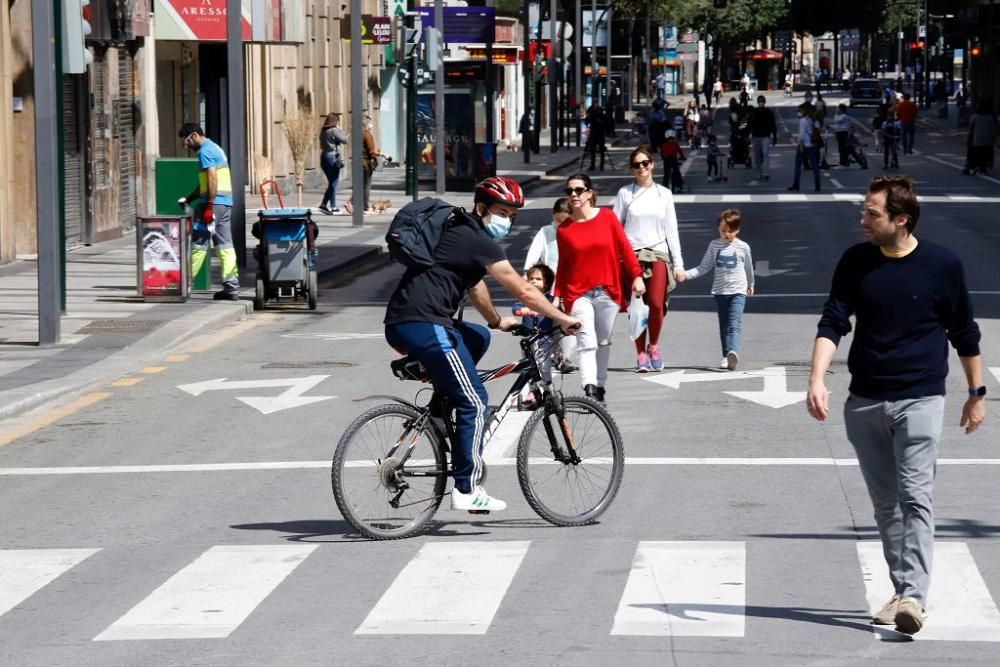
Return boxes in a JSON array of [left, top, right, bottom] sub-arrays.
[[1, 238, 388, 422], [0, 301, 252, 422]]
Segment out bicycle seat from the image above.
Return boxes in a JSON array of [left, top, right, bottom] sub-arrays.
[[391, 356, 430, 382]]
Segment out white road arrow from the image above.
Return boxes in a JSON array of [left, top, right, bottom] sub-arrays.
[[642, 369, 757, 389], [177, 375, 335, 414], [754, 260, 791, 278], [724, 367, 806, 409]]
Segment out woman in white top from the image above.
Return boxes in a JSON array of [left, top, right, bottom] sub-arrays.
[[523, 197, 571, 277], [612, 146, 686, 372], [524, 198, 577, 371]]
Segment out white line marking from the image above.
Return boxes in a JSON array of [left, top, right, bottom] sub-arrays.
[[671, 193, 1000, 204], [0, 549, 100, 617], [482, 409, 533, 463], [827, 177, 845, 189], [721, 194, 753, 202], [356, 541, 529, 635], [611, 541, 746, 637], [94, 545, 316, 640], [858, 542, 1000, 642], [776, 193, 809, 202], [991, 367, 1000, 386], [923, 154, 1000, 186], [13, 458, 1000, 476]]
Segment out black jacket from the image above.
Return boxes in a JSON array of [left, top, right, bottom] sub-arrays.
[[749, 107, 777, 140]]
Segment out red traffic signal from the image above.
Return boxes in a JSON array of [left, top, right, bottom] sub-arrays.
[[970, 46, 982, 57], [909, 41, 924, 50]]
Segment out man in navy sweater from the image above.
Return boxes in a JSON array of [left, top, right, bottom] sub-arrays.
[[806, 176, 986, 636]]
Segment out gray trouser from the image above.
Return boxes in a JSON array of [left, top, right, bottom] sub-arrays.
[[844, 393, 945, 606]]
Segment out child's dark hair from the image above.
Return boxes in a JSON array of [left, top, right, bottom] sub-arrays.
[[708, 134, 717, 142], [718, 208, 742, 231], [526, 263, 555, 291], [552, 197, 571, 215]]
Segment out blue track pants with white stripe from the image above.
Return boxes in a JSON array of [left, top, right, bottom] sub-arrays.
[[385, 321, 491, 494]]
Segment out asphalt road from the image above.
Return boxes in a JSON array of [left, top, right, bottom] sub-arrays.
[[2, 92, 1000, 666]]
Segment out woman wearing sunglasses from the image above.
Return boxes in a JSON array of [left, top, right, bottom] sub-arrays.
[[554, 174, 645, 403], [612, 146, 686, 372]]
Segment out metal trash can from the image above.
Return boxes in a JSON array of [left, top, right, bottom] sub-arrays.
[[136, 215, 190, 302]]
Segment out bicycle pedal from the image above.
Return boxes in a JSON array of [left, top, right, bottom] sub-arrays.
[[467, 509, 491, 515]]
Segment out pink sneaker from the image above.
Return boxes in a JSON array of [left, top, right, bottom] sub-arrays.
[[635, 351, 650, 373], [647, 346, 663, 371]]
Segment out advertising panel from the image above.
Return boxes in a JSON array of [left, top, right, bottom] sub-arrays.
[[138, 217, 189, 300]]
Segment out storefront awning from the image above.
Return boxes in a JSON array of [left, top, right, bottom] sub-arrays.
[[744, 49, 783, 61], [153, 0, 305, 43]]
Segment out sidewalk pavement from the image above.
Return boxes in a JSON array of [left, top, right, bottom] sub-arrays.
[[0, 126, 592, 422]]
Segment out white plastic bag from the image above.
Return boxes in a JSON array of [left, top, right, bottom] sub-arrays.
[[627, 294, 649, 341]]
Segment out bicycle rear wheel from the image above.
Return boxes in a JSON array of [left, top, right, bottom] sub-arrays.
[[332, 403, 447, 540], [516, 396, 624, 526]]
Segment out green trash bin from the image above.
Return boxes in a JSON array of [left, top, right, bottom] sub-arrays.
[[155, 158, 211, 291]]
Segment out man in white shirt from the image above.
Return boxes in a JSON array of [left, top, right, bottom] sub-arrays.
[[788, 102, 821, 192], [831, 103, 852, 167]]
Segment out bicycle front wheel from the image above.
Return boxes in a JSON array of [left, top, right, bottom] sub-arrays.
[[516, 396, 624, 526], [332, 403, 447, 540]]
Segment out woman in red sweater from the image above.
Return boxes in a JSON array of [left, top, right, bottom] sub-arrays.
[[555, 173, 645, 402]]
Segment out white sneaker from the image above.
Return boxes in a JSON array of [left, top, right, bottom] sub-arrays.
[[719, 358, 729, 369], [726, 351, 739, 371], [451, 486, 507, 512]]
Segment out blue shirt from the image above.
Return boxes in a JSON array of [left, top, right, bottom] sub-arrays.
[[197, 139, 233, 206]]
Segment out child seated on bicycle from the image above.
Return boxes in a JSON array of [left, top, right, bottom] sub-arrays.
[[512, 263, 556, 330]]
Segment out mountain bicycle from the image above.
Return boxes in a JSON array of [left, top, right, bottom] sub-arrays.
[[331, 326, 625, 540]]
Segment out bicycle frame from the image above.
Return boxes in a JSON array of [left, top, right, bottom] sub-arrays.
[[383, 327, 581, 483]]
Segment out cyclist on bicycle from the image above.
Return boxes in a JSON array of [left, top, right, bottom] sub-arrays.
[[384, 176, 581, 512]]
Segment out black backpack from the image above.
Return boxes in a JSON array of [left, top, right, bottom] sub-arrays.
[[385, 197, 458, 270]]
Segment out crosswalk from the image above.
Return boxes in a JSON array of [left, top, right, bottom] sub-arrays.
[[3, 540, 1000, 643]]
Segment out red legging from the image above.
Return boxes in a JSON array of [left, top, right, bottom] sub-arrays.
[[634, 260, 669, 352]]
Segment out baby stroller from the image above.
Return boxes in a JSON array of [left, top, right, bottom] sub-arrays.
[[846, 138, 869, 169], [727, 125, 752, 169]]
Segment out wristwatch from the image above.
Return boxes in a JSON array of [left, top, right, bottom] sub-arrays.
[[968, 386, 987, 398]]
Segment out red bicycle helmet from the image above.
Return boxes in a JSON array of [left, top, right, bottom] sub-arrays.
[[474, 176, 525, 209]]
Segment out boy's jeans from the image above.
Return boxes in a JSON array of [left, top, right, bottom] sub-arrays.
[[714, 293, 746, 355]]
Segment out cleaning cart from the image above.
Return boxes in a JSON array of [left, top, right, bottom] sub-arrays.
[[252, 180, 318, 310]]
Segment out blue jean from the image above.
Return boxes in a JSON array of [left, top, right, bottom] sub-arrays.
[[319, 152, 341, 207], [844, 394, 944, 606], [792, 145, 821, 190], [385, 320, 491, 494], [714, 293, 746, 355]]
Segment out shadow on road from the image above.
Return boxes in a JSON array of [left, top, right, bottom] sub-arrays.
[[230, 517, 559, 542], [628, 602, 881, 637]]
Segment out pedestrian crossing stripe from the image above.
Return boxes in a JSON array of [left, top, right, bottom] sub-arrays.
[[858, 542, 1000, 642], [0, 548, 100, 617], [356, 541, 530, 635], [612, 541, 746, 637], [94, 545, 316, 640], [3, 542, 1000, 641]]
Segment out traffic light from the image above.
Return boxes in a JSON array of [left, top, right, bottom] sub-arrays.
[[398, 59, 414, 88], [909, 41, 924, 50], [970, 46, 982, 57], [61, 0, 92, 74]]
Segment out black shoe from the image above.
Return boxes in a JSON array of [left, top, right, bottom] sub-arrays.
[[596, 386, 606, 403], [787, 185, 799, 192], [584, 384, 600, 401], [317, 204, 333, 215], [213, 291, 240, 301]]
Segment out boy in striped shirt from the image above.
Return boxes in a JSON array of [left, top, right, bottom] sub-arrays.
[[677, 209, 755, 370]]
